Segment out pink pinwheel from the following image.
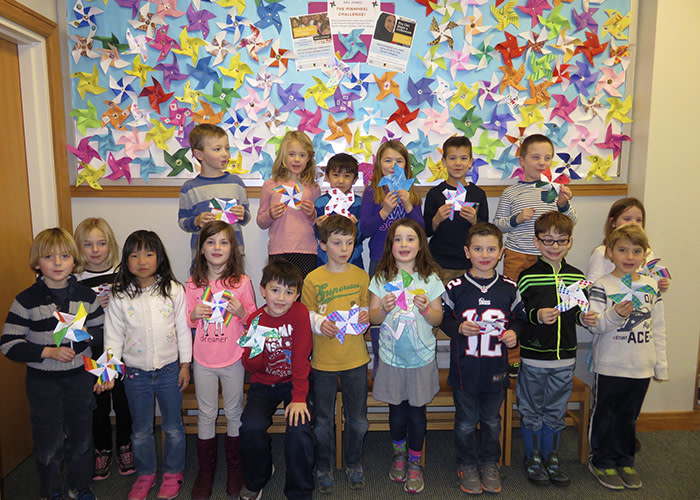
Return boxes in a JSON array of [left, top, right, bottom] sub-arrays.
[[326, 305, 369, 344]]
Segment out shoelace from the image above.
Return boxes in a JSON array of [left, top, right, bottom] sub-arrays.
[[406, 465, 422, 481], [392, 456, 407, 469], [95, 454, 110, 470], [119, 448, 134, 467]]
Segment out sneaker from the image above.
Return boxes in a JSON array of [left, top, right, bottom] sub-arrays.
[[67, 488, 96, 500], [41, 494, 64, 500], [588, 462, 625, 490], [117, 443, 136, 475], [618, 467, 642, 489], [238, 486, 263, 500], [545, 453, 570, 486], [389, 452, 408, 482], [457, 464, 481, 495], [524, 452, 549, 484], [157, 472, 184, 499], [93, 449, 112, 480], [346, 465, 365, 490], [128, 474, 156, 500], [316, 469, 335, 494], [480, 463, 502, 493], [404, 461, 424, 493], [508, 362, 520, 378]]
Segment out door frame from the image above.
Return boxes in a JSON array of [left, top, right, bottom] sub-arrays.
[[0, 0, 71, 231]]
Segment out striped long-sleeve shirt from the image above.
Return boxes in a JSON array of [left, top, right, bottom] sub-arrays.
[[493, 181, 577, 255]]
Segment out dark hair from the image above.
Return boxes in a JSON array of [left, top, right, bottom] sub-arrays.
[[190, 221, 244, 288], [113, 230, 178, 299], [375, 218, 441, 283], [465, 222, 503, 248], [534, 211, 574, 237], [604, 197, 646, 241], [318, 214, 358, 243], [260, 259, 303, 292], [520, 134, 554, 158], [606, 224, 649, 252], [189, 124, 227, 151], [325, 153, 359, 180], [442, 136, 472, 159]]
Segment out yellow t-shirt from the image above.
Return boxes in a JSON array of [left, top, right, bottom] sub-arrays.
[[301, 264, 370, 371]]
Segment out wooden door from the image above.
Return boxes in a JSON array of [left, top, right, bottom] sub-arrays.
[[0, 36, 35, 479]]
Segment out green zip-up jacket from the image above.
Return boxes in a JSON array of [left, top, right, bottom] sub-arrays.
[[517, 257, 585, 361]]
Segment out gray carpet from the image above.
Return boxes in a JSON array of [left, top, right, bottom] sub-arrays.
[[3, 428, 700, 499]]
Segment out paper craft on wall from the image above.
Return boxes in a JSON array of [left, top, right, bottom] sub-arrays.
[[66, 0, 633, 189]]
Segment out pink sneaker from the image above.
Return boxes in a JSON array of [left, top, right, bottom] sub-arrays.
[[128, 474, 156, 500], [157, 472, 184, 499]]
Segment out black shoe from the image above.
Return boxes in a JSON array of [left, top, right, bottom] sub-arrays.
[[545, 453, 571, 486], [525, 452, 549, 485]]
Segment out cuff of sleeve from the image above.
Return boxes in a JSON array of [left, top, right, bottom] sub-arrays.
[[509, 214, 519, 227], [558, 202, 570, 212]]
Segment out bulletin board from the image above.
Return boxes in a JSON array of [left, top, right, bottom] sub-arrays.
[[66, 0, 634, 193]]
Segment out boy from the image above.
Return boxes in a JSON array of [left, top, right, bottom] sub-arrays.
[[301, 215, 370, 493], [441, 223, 523, 494], [587, 225, 667, 490], [178, 124, 250, 259], [516, 212, 596, 486], [424, 136, 489, 283], [493, 134, 577, 376], [1, 228, 104, 500], [315, 153, 364, 269], [239, 260, 314, 500]]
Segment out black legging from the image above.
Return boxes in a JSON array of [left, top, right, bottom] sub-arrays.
[[389, 400, 427, 452]]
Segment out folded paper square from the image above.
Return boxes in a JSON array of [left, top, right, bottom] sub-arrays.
[[442, 183, 477, 220], [608, 273, 658, 310], [324, 188, 355, 218], [326, 304, 369, 344], [83, 348, 125, 385], [53, 303, 92, 346], [238, 314, 280, 357], [273, 182, 304, 209], [554, 278, 593, 313], [209, 198, 239, 224]]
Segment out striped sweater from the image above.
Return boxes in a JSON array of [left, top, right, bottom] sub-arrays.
[[493, 181, 577, 255], [1, 276, 104, 374]]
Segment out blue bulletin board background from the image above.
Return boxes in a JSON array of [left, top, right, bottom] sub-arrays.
[[66, 0, 634, 189]]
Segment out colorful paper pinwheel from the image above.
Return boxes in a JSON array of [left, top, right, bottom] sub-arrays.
[[377, 166, 415, 194], [384, 270, 427, 311], [535, 169, 569, 203], [554, 279, 593, 313], [83, 348, 125, 385], [238, 314, 280, 358], [326, 305, 369, 344], [209, 198, 239, 224], [608, 274, 658, 310], [53, 303, 92, 347], [640, 259, 671, 282], [475, 317, 508, 336], [442, 184, 477, 220], [324, 188, 355, 218], [273, 182, 303, 209], [201, 286, 235, 335]]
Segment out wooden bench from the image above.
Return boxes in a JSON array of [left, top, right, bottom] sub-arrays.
[[502, 375, 591, 465]]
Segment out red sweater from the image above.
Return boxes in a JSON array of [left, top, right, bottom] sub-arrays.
[[242, 302, 312, 403]]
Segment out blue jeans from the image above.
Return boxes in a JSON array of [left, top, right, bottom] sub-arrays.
[[453, 388, 504, 466], [123, 361, 185, 475], [312, 365, 368, 470], [240, 382, 314, 500], [26, 369, 95, 498], [516, 362, 574, 432]]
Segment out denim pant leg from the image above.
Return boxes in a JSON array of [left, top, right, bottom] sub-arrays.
[[124, 366, 158, 475], [453, 388, 479, 467], [285, 406, 315, 500], [478, 390, 505, 465], [338, 365, 368, 467], [311, 369, 339, 470], [154, 362, 186, 474], [240, 383, 280, 491], [64, 371, 97, 491]]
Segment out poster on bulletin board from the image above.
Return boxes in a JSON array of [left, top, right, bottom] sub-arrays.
[[65, 0, 634, 190]]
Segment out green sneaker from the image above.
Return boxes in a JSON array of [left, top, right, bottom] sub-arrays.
[[588, 462, 625, 490], [618, 467, 642, 489]]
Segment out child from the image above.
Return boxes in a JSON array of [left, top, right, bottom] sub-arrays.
[[238, 260, 314, 500], [587, 225, 667, 490], [493, 133, 577, 376], [368, 219, 445, 494], [256, 130, 321, 278], [441, 223, 523, 494], [301, 215, 371, 492], [360, 140, 424, 276], [186, 221, 257, 499], [424, 136, 489, 283], [74, 218, 134, 479], [178, 124, 250, 259], [1, 228, 104, 500], [315, 153, 364, 269], [104, 231, 192, 500], [587, 197, 670, 292], [516, 211, 596, 486]]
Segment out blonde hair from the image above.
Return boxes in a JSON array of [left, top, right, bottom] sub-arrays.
[[74, 217, 120, 269], [271, 130, 317, 185], [29, 228, 82, 274], [370, 140, 421, 206], [606, 224, 649, 252]]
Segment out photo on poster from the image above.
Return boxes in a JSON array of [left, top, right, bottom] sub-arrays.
[[290, 12, 334, 71], [367, 12, 416, 73]]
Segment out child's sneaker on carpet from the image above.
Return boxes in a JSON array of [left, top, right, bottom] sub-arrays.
[[588, 462, 625, 490], [480, 463, 502, 493], [157, 472, 183, 499], [128, 474, 156, 500], [617, 466, 642, 489], [457, 464, 482, 494], [404, 461, 424, 493], [117, 443, 135, 475], [67, 488, 96, 500], [389, 452, 408, 482], [93, 449, 112, 480], [345, 465, 365, 489], [316, 469, 334, 494]]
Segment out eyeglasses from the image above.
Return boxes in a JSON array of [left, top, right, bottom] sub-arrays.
[[536, 236, 570, 247]]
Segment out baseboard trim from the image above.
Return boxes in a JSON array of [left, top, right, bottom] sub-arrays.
[[637, 411, 700, 431]]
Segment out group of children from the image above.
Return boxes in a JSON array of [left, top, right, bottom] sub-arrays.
[[0, 124, 668, 500]]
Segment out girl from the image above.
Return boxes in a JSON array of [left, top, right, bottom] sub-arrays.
[[368, 219, 444, 494], [256, 130, 321, 278], [186, 221, 257, 499], [104, 231, 191, 500], [586, 198, 670, 292], [360, 140, 424, 277], [74, 218, 134, 480]]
